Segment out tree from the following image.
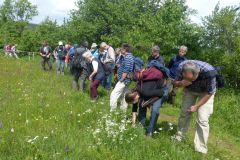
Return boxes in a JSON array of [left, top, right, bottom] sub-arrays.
[[14, 0, 38, 21], [202, 3, 240, 54], [69, 0, 196, 57], [0, 0, 15, 22]]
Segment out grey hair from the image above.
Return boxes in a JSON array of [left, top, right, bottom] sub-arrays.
[[179, 45, 188, 52], [100, 42, 107, 48], [152, 45, 160, 52], [182, 61, 200, 77], [82, 51, 93, 59]]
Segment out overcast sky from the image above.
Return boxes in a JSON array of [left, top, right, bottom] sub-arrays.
[[0, 0, 239, 24]]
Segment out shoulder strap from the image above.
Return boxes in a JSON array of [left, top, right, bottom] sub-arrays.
[[200, 70, 218, 79]]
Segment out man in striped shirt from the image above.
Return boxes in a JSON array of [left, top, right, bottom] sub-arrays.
[[110, 44, 134, 112]]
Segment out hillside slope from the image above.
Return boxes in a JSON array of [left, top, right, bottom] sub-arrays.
[[0, 56, 239, 160]]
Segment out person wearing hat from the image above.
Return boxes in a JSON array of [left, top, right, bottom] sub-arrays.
[[90, 43, 99, 59], [54, 41, 67, 75]]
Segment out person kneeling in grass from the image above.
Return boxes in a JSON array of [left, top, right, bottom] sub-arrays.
[[83, 51, 105, 102], [125, 67, 167, 137]]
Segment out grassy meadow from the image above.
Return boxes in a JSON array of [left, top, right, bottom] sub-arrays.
[[0, 55, 239, 160]]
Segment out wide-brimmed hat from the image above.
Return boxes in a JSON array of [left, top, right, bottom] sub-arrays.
[[91, 43, 98, 48]]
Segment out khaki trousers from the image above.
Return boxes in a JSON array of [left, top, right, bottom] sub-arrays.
[[110, 81, 128, 112], [177, 89, 214, 154]]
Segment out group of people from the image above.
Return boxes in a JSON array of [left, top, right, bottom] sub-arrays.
[[3, 44, 19, 59], [39, 40, 221, 155]]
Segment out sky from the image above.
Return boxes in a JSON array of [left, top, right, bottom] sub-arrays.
[[0, 0, 239, 25]]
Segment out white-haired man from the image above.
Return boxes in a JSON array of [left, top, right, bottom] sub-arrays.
[[100, 42, 115, 91], [173, 60, 217, 154], [168, 45, 188, 104]]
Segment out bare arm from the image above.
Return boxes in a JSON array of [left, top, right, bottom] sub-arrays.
[[120, 72, 128, 82], [188, 93, 214, 113], [173, 80, 192, 87]]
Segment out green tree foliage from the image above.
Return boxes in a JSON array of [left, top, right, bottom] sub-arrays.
[[0, 0, 38, 46], [69, 0, 200, 57], [200, 4, 240, 87], [0, 0, 240, 88], [202, 3, 240, 54]]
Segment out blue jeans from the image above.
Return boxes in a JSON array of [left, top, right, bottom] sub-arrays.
[[138, 87, 169, 134], [57, 59, 65, 74], [102, 63, 115, 91]]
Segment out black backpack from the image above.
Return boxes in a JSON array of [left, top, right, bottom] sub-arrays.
[[214, 67, 225, 88], [72, 47, 86, 69], [187, 68, 225, 93]]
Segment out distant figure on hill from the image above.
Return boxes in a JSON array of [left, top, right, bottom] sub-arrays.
[[11, 44, 19, 59], [40, 41, 52, 71], [54, 41, 67, 75]]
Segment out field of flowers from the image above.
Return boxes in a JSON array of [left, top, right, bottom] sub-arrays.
[[0, 55, 239, 160]]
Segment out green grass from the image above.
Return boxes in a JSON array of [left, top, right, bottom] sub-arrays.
[[0, 55, 239, 160]]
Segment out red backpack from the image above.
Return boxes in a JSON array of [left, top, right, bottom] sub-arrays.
[[135, 67, 164, 82]]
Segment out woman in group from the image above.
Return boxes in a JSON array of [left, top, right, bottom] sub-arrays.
[[125, 67, 167, 136], [82, 51, 105, 102]]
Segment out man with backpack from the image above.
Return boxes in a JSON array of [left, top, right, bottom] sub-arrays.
[[71, 41, 90, 91], [100, 42, 116, 91], [54, 41, 68, 75], [110, 44, 134, 112], [68, 44, 78, 74], [172, 60, 219, 154], [40, 41, 52, 71], [167, 45, 188, 104]]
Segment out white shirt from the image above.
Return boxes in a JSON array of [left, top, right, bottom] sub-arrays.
[[91, 58, 98, 72]]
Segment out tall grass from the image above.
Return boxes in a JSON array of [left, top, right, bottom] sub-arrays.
[[0, 55, 239, 160]]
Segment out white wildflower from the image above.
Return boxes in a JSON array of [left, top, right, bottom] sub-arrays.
[[32, 136, 39, 141], [85, 109, 92, 113], [10, 128, 14, 133], [158, 128, 163, 131]]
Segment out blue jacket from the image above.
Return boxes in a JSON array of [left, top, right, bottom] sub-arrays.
[[168, 55, 187, 79], [147, 60, 170, 78]]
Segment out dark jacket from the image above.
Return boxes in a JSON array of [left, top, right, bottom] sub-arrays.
[[168, 55, 187, 79], [148, 55, 165, 66], [92, 58, 105, 81], [137, 80, 165, 100]]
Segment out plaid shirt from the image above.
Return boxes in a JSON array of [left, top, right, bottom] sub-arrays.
[[175, 60, 217, 94]]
